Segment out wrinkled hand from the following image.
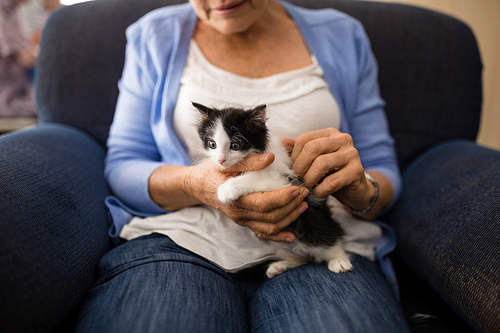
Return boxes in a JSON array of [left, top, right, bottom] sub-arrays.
[[188, 153, 309, 242], [282, 128, 374, 211]]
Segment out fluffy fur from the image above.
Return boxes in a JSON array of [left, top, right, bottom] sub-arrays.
[[193, 102, 352, 277]]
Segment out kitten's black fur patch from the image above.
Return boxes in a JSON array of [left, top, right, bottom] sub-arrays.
[[286, 180, 345, 247], [193, 102, 344, 248]]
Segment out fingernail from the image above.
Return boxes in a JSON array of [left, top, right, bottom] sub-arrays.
[[259, 153, 271, 161], [285, 238, 294, 243], [292, 190, 301, 198], [302, 189, 310, 198], [299, 203, 308, 214]]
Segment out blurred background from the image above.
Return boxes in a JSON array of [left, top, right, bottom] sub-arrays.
[[361, 0, 500, 154], [1, 0, 498, 152]]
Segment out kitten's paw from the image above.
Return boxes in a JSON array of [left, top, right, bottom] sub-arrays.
[[328, 257, 353, 273], [266, 260, 303, 278], [217, 182, 242, 205], [266, 261, 291, 278]]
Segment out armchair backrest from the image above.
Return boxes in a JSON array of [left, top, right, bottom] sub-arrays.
[[36, 0, 482, 169]]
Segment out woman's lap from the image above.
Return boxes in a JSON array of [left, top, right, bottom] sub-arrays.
[[76, 234, 249, 332], [249, 257, 409, 332], [76, 234, 410, 333]]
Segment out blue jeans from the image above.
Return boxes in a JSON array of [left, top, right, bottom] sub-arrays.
[[75, 234, 410, 332]]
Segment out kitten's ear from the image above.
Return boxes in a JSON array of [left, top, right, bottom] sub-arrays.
[[192, 102, 213, 116], [248, 104, 267, 127], [249, 104, 267, 124]]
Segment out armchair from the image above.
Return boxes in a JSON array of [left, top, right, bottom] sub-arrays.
[[1, 0, 498, 332]]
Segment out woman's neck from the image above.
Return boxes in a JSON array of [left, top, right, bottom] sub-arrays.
[[201, 0, 283, 48], [192, 1, 311, 78]]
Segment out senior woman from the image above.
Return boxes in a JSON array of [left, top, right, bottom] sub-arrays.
[[75, 0, 411, 332]]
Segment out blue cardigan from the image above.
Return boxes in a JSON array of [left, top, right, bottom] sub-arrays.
[[105, 1, 401, 215]]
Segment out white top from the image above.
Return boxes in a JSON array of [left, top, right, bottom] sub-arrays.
[[119, 40, 382, 272]]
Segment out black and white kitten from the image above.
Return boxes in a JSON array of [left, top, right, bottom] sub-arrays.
[[192, 102, 353, 278]]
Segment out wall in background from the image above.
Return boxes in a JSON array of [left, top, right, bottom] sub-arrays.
[[361, 0, 500, 151]]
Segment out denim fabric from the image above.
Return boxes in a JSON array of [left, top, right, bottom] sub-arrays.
[[75, 234, 410, 333]]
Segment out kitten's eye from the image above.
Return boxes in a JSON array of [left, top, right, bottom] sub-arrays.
[[230, 142, 241, 151], [208, 140, 217, 149]]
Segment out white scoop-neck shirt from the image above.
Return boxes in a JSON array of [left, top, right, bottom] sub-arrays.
[[119, 40, 381, 272]]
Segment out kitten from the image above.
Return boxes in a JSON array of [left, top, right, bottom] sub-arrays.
[[193, 102, 352, 278]]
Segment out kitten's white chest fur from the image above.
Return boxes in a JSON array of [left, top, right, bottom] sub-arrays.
[[216, 132, 292, 205]]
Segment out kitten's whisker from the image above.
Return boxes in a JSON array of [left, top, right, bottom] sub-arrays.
[[190, 155, 209, 166], [232, 129, 253, 148]]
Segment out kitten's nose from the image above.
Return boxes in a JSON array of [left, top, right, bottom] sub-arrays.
[[218, 158, 226, 166]]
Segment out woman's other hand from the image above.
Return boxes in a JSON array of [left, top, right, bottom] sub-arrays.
[[282, 128, 393, 220]]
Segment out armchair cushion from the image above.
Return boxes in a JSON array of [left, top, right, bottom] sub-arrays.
[[386, 140, 500, 332], [0, 124, 112, 333]]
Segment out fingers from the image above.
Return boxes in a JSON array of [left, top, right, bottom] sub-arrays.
[[245, 198, 308, 242], [245, 200, 308, 242], [235, 186, 304, 213], [254, 229, 296, 243], [288, 128, 368, 200], [292, 129, 355, 184], [223, 153, 275, 175], [313, 163, 364, 197], [235, 187, 309, 224], [225, 186, 310, 242], [301, 145, 361, 191], [280, 137, 295, 154], [291, 128, 339, 162]]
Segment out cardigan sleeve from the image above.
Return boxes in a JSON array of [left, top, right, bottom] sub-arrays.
[[104, 22, 167, 215], [348, 22, 402, 208], [284, 3, 402, 209]]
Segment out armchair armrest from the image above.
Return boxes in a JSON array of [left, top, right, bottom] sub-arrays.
[[0, 124, 112, 332], [386, 140, 500, 332]]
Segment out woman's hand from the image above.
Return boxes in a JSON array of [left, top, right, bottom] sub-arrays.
[[189, 153, 309, 242], [282, 128, 393, 220], [149, 153, 309, 242]]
